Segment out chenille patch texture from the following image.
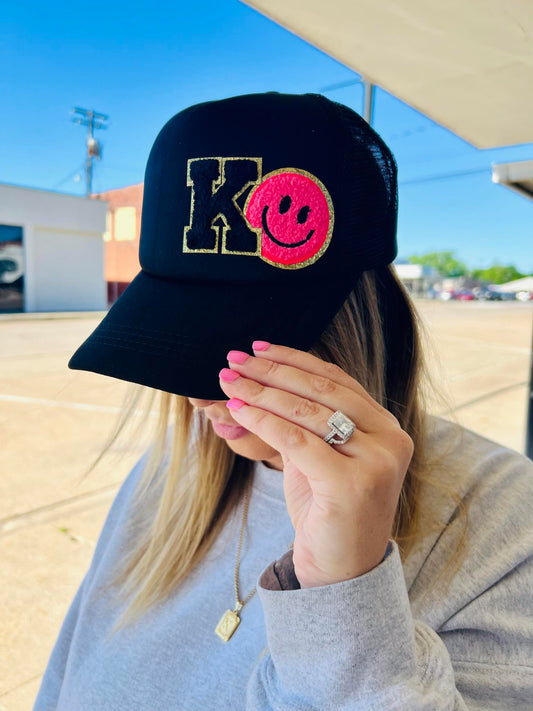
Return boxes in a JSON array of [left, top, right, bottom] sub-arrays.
[[245, 169, 333, 268]]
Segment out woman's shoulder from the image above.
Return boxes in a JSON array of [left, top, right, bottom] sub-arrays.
[[423, 414, 533, 497], [404, 415, 533, 601], [420, 414, 533, 540], [402, 417, 533, 677]]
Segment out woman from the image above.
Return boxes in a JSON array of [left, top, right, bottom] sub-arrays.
[[34, 92, 532, 710]]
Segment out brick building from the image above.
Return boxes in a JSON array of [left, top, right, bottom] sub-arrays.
[[93, 183, 143, 304]]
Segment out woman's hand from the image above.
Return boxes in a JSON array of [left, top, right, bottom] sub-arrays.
[[218, 342, 414, 589]]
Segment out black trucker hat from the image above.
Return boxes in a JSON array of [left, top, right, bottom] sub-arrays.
[[69, 92, 398, 400]]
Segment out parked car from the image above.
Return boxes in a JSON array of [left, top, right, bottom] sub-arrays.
[[478, 289, 503, 301], [456, 290, 476, 301], [516, 290, 533, 302]]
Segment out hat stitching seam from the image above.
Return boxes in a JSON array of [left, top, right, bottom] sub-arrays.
[[101, 322, 280, 344], [90, 334, 196, 351], [95, 327, 237, 346], [102, 323, 200, 339]]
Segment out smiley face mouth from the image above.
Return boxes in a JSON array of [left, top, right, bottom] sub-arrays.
[[261, 206, 314, 248]]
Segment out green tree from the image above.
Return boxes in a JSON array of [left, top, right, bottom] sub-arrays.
[[471, 264, 526, 285], [408, 251, 467, 277]]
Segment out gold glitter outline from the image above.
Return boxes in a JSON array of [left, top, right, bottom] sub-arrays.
[[183, 157, 263, 255], [242, 167, 335, 270]]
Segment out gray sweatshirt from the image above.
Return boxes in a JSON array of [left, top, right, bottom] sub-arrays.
[[33, 416, 533, 710]]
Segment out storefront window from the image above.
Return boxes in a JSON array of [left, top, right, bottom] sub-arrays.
[[0, 224, 24, 312]]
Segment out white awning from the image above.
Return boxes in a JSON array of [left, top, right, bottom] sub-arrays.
[[242, 0, 533, 148]]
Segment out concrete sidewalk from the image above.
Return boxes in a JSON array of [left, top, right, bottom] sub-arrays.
[[0, 310, 107, 321], [1, 301, 532, 709]]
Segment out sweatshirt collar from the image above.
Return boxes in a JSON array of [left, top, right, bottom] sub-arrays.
[[252, 459, 286, 504]]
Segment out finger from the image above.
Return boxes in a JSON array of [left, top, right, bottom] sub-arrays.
[[251, 342, 392, 417], [227, 398, 412, 500], [225, 398, 353, 492], [219, 368, 360, 450], [224, 352, 393, 434]]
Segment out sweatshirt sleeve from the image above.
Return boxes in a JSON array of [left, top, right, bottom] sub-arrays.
[[33, 451, 151, 710], [246, 540, 532, 710]]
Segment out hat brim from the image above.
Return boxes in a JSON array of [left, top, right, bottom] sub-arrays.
[[68, 270, 354, 400]]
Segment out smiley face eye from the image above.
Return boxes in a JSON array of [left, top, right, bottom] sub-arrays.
[[279, 195, 292, 214], [297, 206, 310, 224]]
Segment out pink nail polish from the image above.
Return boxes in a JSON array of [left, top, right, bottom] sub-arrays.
[[226, 398, 246, 410], [227, 350, 249, 364], [219, 368, 240, 383], [252, 341, 271, 351]]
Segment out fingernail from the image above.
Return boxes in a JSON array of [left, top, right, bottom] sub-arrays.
[[227, 350, 249, 364], [226, 398, 246, 410], [252, 341, 271, 351], [219, 368, 240, 383]]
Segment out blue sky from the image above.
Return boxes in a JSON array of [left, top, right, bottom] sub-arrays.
[[2, 0, 532, 272]]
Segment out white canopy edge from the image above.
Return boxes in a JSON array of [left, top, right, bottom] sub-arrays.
[[242, 0, 533, 148], [492, 159, 533, 200]]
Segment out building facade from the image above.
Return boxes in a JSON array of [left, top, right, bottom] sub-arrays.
[[0, 183, 107, 313], [93, 184, 143, 304]]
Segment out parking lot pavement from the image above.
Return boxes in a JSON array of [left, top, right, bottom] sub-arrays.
[[416, 300, 532, 453], [1, 301, 532, 709]]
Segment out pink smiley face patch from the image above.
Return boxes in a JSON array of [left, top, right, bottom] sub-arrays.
[[245, 169, 334, 268]]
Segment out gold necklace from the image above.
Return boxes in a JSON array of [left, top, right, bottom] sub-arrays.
[[214, 483, 255, 642], [214, 483, 293, 642]]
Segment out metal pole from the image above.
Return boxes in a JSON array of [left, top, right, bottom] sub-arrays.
[[527, 326, 533, 459], [363, 79, 375, 126], [86, 110, 94, 197]]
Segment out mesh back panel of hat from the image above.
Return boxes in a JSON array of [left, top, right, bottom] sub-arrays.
[[314, 95, 398, 264]]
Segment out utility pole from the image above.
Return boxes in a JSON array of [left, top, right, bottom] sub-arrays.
[[71, 107, 108, 196]]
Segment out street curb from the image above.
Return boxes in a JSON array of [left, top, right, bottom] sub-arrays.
[[0, 311, 108, 322]]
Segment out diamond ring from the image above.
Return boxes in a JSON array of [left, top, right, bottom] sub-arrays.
[[323, 410, 356, 445]]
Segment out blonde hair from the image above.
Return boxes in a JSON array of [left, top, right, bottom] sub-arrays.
[[96, 265, 467, 633]]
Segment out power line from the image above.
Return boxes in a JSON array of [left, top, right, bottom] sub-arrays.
[[51, 163, 86, 190], [318, 78, 362, 93], [319, 79, 442, 142], [385, 123, 438, 142], [399, 166, 491, 186]]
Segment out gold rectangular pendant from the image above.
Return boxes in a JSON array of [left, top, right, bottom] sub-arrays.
[[215, 609, 240, 642]]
